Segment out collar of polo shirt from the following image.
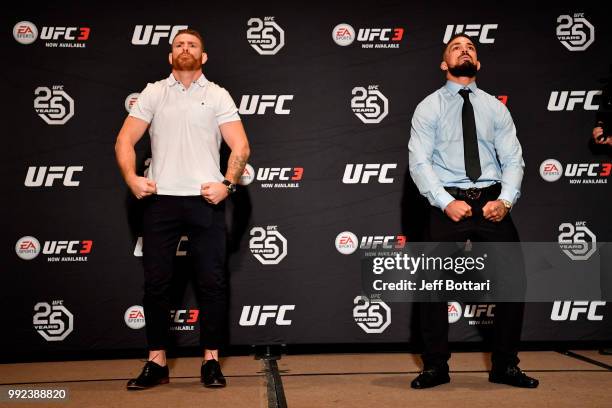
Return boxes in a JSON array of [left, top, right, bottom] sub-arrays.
[[166, 73, 208, 88]]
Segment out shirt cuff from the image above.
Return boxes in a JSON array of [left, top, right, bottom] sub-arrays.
[[128, 112, 151, 124], [217, 113, 241, 126], [497, 189, 519, 206], [437, 191, 456, 212]]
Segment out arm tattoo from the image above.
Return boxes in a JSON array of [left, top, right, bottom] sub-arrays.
[[227, 153, 248, 183]]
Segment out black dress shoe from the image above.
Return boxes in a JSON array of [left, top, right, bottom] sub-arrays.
[[411, 368, 450, 389], [489, 365, 539, 388], [201, 359, 227, 388], [126, 361, 169, 390]]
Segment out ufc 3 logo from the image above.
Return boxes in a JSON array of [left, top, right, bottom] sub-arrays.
[[170, 309, 199, 323], [239, 305, 295, 326], [131, 25, 188, 45], [42, 240, 93, 255], [256, 167, 303, 181], [443, 24, 498, 44], [246, 17, 285, 55], [25, 166, 82, 187], [40, 27, 90, 41], [547, 90, 601, 111], [360, 235, 406, 250], [357, 28, 404, 42], [551, 301, 605, 321], [342, 163, 397, 184], [239, 95, 293, 115], [463, 304, 495, 318], [564, 163, 612, 177]]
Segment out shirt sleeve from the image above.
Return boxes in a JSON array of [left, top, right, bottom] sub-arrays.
[[493, 101, 525, 206], [408, 99, 456, 211], [128, 83, 156, 124], [216, 89, 240, 125]]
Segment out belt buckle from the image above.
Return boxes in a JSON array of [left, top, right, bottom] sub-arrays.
[[465, 188, 481, 200]]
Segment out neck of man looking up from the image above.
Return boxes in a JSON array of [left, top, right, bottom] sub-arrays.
[[172, 69, 203, 89], [447, 74, 476, 87]]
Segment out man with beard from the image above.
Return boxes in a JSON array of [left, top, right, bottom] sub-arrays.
[[115, 29, 250, 390], [408, 34, 538, 389]]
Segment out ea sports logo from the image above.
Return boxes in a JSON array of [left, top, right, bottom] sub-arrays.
[[13, 21, 38, 44], [540, 159, 563, 182], [125, 93, 140, 113], [448, 301, 462, 323], [333, 23, 355, 46], [16, 236, 41, 260], [124, 305, 146, 329], [335, 231, 358, 255], [240, 164, 255, 185]]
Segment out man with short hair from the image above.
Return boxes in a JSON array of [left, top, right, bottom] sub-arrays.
[[408, 33, 538, 389], [115, 28, 250, 390]]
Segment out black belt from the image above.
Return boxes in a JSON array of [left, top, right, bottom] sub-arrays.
[[444, 183, 501, 200]]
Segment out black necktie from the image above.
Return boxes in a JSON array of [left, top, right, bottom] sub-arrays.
[[459, 88, 481, 182]]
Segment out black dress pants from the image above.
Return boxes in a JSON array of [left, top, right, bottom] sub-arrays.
[[142, 195, 227, 350], [419, 184, 524, 371]]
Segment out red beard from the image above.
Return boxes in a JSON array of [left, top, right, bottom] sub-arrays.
[[172, 53, 201, 71]]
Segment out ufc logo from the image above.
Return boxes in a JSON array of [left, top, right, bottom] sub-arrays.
[[256, 167, 303, 181], [356, 28, 404, 41], [547, 90, 601, 111], [342, 163, 397, 184], [239, 95, 293, 115], [239, 305, 295, 326], [40, 27, 90, 41], [551, 301, 605, 321], [170, 309, 199, 323], [42, 240, 93, 255], [443, 24, 498, 44], [25, 166, 83, 187], [464, 304, 495, 318], [131, 25, 188, 45]]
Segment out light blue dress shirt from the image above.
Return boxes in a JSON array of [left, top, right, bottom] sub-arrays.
[[408, 80, 524, 211]]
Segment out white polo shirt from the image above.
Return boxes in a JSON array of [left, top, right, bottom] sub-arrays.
[[129, 73, 240, 196]]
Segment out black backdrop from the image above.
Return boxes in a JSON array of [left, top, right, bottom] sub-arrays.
[[3, 1, 612, 360]]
